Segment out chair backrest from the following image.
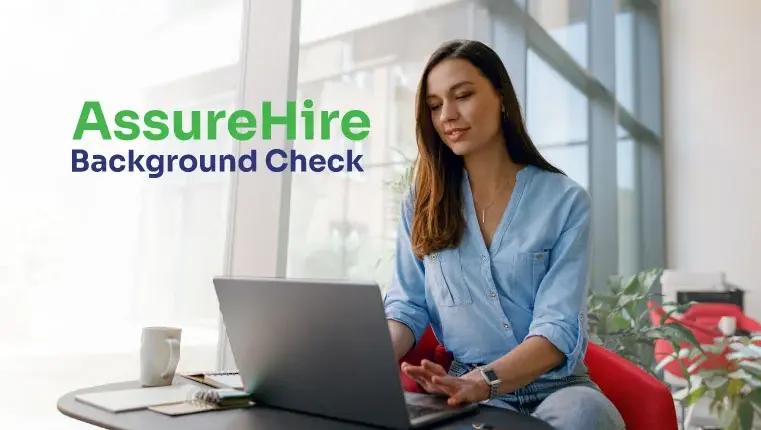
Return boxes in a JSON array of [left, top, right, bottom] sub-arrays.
[[648, 300, 721, 341], [682, 302, 761, 337], [399, 327, 678, 430], [683, 302, 743, 320], [398, 327, 444, 392], [585, 343, 678, 430], [647, 300, 731, 376]]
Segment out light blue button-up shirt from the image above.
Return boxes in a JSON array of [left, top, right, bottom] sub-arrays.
[[384, 164, 591, 379]]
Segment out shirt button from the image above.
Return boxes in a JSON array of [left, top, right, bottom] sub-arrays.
[[431, 253, 437, 261], [502, 322, 510, 329], [489, 291, 497, 299]]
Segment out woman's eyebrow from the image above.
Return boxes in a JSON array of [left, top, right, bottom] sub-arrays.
[[427, 81, 475, 100]]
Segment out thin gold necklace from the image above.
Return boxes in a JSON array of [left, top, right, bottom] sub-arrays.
[[473, 177, 511, 224]]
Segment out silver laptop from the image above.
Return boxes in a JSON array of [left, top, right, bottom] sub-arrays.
[[214, 277, 477, 429]]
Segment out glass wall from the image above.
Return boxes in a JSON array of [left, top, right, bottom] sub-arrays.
[[288, 0, 664, 287], [288, 0, 475, 289], [617, 127, 640, 277], [529, 0, 589, 67], [526, 48, 589, 189], [0, 1, 242, 427]]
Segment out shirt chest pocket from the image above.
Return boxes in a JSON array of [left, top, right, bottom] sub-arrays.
[[512, 250, 551, 294], [424, 249, 473, 307]]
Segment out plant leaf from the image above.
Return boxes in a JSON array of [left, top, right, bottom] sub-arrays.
[[685, 385, 707, 406], [719, 406, 738, 429], [737, 398, 753, 430], [748, 389, 761, 411], [662, 322, 703, 350], [687, 356, 708, 374], [739, 360, 761, 377], [728, 379, 744, 396], [640, 269, 662, 292], [655, 355, 676, 373], [748, 344, 761, 357], [607, 314, 630, 332], [622, 275, 639, 295], [621, 307, 633, 322]]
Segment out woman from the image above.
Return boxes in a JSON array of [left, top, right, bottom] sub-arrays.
[[384, 40, 624, 430]]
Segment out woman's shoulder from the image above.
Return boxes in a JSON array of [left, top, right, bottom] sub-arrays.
[[527, 165, 589, 202], [525, 165, 590, 219]]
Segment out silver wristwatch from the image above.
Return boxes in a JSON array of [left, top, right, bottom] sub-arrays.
[[477, 366, 501, 400]]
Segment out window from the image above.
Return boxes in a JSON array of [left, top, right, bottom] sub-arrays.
[[288, 0, 664, 288], [529, 0, 589, 67], [1, 1, 242, 427], [288, 0, 478, 290], [526, 49, 589, 189], [616, 1, 636, 113], [522, 0, 662, 282], [617, 128, 640, 276]]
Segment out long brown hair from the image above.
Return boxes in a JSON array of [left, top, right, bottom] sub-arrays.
[[411, 39, 563, 258]]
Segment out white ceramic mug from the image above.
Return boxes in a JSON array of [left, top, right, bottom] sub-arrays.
[[140, 326, 181, 387], [718, 316, 737, 336]]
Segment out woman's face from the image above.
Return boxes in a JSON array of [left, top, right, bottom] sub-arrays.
[[425, 58, 503, 157]]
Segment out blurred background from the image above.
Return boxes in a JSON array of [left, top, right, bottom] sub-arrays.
[[0, 0, 759, 428]]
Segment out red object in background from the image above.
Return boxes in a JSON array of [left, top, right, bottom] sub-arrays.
[[398, 327, 453, 393], [648, 301, 731, 375], [682, 302, 761, 333], [647, 301, 761, 378], [398, 326, 677, 430]]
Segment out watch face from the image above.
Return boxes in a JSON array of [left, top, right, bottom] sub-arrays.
[[484, 369, 499, 382]]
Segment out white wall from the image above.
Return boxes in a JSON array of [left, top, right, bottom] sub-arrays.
[[661, 0, 761, 320]]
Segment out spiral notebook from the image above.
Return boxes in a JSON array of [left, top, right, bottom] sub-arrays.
[[149, 387, 254, 416], [180, 371, 244, 390]]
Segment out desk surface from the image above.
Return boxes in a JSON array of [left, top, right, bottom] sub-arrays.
[[58, 377, 552, 430]]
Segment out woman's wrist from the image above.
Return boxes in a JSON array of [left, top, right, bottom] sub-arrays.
[[463, 370, 491, 401]]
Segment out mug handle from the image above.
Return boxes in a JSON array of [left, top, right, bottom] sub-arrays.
[[161, 338, 180, 378]]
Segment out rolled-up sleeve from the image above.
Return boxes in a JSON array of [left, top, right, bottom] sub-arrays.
[[383, 191, 430, 344], [525, 188, 591, 378]]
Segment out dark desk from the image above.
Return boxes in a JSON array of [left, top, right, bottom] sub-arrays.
[[58, 377, 553, 430]]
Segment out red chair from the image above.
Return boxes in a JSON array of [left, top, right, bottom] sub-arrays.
[[682, 302, 761, 334], [398, 327, 453, 393], [647, 301, 731, 376], [648, 301, 761, 381], [399, 327, 678, 430]]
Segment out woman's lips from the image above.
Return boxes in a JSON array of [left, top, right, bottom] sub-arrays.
[[445, 127, 470, 142]]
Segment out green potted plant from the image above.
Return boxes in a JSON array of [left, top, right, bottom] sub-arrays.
[[587, 268, 700, 376], [673, 333, 761, 430], [587, 268, 761, 429]]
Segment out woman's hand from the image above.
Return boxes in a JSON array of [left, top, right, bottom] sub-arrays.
[[401, 359, 490, 406]]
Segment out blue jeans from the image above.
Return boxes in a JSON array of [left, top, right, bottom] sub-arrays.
[[448, 361, 625, 430]]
